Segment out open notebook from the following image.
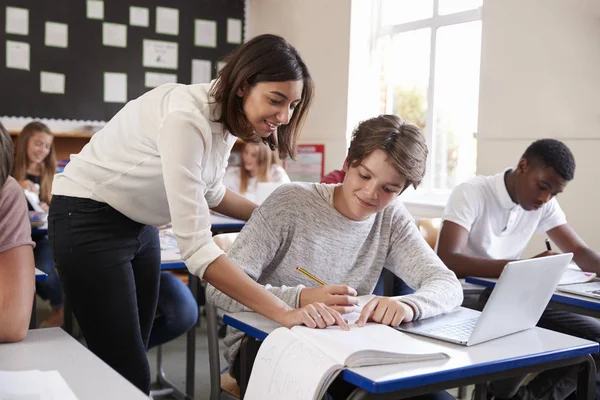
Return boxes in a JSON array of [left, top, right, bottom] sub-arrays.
[[244, 322, 450, 400]]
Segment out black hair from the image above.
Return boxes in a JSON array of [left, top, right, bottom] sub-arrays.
[[522, 139, 575, 181]]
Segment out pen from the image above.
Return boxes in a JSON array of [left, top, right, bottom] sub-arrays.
[[545, 238, 552, 252], [296, 266, 327, 286]]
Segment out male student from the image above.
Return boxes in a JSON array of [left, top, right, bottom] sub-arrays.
[[437, 138, 600, 400]]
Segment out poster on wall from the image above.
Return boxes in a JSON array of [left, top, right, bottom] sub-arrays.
[[284, 144, 325, 183]]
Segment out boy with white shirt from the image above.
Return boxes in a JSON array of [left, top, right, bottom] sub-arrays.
[[438, 139, 600, 400]]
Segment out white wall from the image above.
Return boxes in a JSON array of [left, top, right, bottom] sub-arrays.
[[477, 0, 600, 254], [246, 0, 354, 174]]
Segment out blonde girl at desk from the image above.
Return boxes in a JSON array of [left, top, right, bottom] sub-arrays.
[[12, 122, 63, 328], [223, 141, 290, 203], [49, 34, 347, 393]]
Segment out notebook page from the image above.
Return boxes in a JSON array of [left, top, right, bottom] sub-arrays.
[[244, 327, 341, 400], [559, 269, 596, 285], [292, 323, 449, 368]]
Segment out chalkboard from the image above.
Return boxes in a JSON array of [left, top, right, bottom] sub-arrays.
[[0, 0, 244, 122]]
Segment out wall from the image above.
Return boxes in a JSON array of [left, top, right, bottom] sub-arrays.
[[246, 0, 354, 174], [477, 0, 600, 254]]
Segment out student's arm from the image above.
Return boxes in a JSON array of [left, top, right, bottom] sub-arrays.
[[437, 221, 514, 278], [548, 224, 600, 274], [0, 246, 34, 343], [211, 189, 257, 221]]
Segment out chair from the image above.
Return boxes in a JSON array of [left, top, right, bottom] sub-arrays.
[[417, 217, 442, 250], [207, 233, 242, 400]]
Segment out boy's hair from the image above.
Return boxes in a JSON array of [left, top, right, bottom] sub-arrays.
[[347, 115, 428, 190], [521, 139, 575, 181], [211, 34, 314, 161], [239, 142, 273, 194], [0, 122, 12, 188], [12, 121, 57, 204]]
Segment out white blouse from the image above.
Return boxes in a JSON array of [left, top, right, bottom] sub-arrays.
[[53, 81, 237, 278]]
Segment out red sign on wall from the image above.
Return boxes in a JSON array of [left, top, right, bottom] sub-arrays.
[[283, 144, 325, 182]]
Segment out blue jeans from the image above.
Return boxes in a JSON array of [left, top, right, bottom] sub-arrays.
[[148, 271, 198, 349], [49, 195, 161, 394], [32, 234, 63, 307], [373, 270, 415, 296]]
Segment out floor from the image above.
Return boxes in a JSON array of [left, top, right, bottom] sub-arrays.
[[35, 297, 470, 400]]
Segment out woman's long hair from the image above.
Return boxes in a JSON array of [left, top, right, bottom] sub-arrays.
[[12, 122, 57, 204], [239, 142, 272, 194]]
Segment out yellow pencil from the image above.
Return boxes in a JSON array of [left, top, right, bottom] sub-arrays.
[[296, 266, 327, 286]]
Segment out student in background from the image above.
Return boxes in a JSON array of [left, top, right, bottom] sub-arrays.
[[0, 121, 35, 343], [223, 141, 290, 203], [12, 122, 63, 328], [208, 115, 462, 400], [437, 139, 600, 400], [49, 34, 346, 393]]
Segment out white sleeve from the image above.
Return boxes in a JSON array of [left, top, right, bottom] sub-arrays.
[[441, 182, 482, 232], [270, 165, 291, 184], [537, 198, 567, 233], [156, 111, 224, 278]]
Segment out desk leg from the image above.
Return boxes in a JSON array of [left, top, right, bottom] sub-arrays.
[[185, 273, 199, 398], [577, 354, 597, 400], [473, 383, 487, 400], [30, 294, 37, 329]]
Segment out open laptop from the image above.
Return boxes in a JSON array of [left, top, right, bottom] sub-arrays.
[[558, 281, 600, 299], [397, 253, 573, 346]]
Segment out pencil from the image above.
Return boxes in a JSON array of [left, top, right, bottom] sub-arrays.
[[545, 238, 552, 251], [296, 266, 327, 286]]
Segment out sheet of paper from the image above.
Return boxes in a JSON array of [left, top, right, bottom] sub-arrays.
[[41, 71, 65, 94], [45, 22, 68, 48], [6, 40, 30, 70], [227, 18, 242, 44], [145, 72, 177, 88], [143, 39, 178, 70], [559, 269, 597, 285], [104, 72, 127, 103], [6, 6, 29, 35], [130, 6, 149, 27], [156, 6, 179, 35], [194, 19, 217, 48], [191, 59, 211, 84], [86, 0, 104, 20], [103, 22, 127, 47]]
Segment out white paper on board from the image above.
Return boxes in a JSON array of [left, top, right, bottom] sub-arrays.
[[6, 6, 29, 35], [216, 61, 227, 73], [194, 19, 217, 47], [156, 6, 179, 35], [40, 71, 65, 94], [130, 6, 149, 27], [6, 40, 30, 70], [227, 18, 242, 44], [104, 72, 127, 103], [87, 0, 104, 20], [191, 59, 212, 84], [45, 22, 68, 48], [145, 72, 177, 88], [103, 22, 127, 48], [143, 39, 178, 70]]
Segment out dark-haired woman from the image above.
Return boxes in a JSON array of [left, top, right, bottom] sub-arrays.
[[49, 34, 347, 393]]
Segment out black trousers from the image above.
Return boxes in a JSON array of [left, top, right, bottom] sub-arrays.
[[48, 195, 161, 394]]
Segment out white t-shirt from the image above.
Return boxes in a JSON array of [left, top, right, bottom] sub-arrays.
[[53, 81, 237, 278], [223, 164, 290, 203], [442, 169, 567, 260]]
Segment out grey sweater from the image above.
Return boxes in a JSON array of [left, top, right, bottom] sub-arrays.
[[206, 182, 463, 368]]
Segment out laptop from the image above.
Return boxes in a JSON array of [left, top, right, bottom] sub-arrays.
[[557, 281, 600, 299], [397, 253, 573, 346]]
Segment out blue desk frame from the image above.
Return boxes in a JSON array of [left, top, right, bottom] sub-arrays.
[[223, 314, 598, 400]]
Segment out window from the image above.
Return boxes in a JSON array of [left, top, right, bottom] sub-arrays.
[[374, 0, 482, 196]]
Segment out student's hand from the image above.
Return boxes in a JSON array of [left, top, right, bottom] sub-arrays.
[[280, 303, 349, 330], [357, 296, 414, 327], [532, 251, 559, 259], [299, 285, 359, 314], [39, 202, 49, 213], [19, 179, 38, 193]]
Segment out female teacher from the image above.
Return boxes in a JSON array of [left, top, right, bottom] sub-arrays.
[[49, 34, 346, 393]]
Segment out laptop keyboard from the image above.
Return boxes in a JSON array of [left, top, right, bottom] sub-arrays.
[[421, 317, 479, 343]]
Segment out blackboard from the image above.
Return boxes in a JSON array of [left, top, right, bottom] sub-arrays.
[[0, 0, 244, 122]]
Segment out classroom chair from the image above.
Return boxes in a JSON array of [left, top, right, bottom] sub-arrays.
[[207, 233, 242, 400]]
